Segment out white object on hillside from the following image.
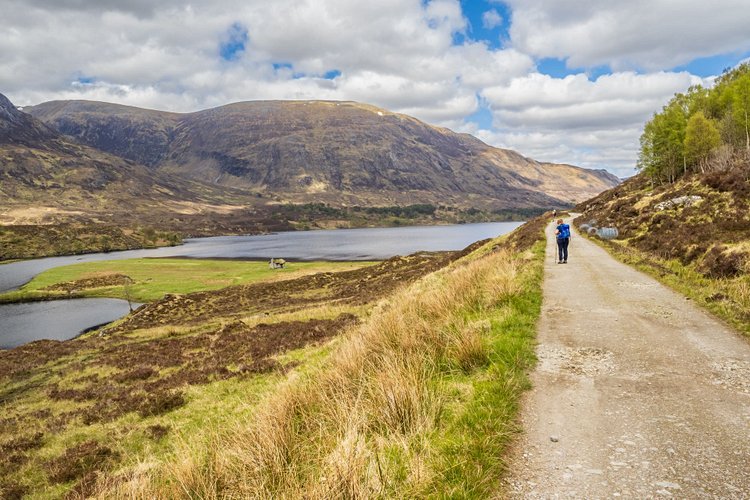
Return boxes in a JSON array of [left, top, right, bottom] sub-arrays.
[[655, 195, 702, 211]]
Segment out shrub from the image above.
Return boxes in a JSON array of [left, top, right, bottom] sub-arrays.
[[46, 441, 118, 484], [114, 366, 157, 383], [699, 245, 748, 278], [704, 167, 750, 196], [138, 390, 187, 417]]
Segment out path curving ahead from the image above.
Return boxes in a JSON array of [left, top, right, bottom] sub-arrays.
[[504, 218, 750, 498]]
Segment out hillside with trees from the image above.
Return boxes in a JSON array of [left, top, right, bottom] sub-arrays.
[[577, 64, 749, 335], [638, 63, 750, 183]]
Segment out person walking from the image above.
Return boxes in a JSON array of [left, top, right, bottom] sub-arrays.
[[555, 218, 570, 264]]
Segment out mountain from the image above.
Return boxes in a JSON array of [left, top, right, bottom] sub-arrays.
[[0, 93, 58, 145], [1, 94, 167, 219], [0, 93, 261, 233], [27, 99, 619, 209]]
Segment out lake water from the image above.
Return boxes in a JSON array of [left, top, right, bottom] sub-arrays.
[[0, 299, 135, 349], [0, 222, 522, 348]]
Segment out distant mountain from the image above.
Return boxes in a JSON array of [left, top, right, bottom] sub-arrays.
[[27, 99, 619, 209], [0, 93, 57, 145], [0, 93, 234, 226]]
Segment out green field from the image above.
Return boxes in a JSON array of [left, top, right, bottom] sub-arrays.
[[0, 258, 376, 303]]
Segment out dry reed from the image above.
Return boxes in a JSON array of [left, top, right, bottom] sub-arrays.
[[97, 248, 520, 498]]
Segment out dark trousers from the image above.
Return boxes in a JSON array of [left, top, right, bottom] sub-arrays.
[[557, 237, 569, 262]]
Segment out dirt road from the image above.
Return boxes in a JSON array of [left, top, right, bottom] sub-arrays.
[[504, 218, 750, 498]]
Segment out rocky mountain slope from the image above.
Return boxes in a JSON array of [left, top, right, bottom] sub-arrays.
[[1, 93, 183, 222], [27, 99, 619, 209], [0, 93, 279, 257]]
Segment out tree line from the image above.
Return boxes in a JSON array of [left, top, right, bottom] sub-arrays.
[[638, 63, 750, 183]]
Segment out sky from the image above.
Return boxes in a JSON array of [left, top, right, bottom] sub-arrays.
[[3, 0, 750, 178]]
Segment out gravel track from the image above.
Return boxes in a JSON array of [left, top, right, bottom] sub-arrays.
[[503, 218, 750, 499]]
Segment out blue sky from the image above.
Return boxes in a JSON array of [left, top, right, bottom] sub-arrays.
[[4, 0, 750, 178], [220, 22, 249, 61], [457, 0, 510, 49]]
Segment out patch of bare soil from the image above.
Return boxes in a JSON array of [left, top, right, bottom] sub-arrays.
[[0, 206, 85, 225]]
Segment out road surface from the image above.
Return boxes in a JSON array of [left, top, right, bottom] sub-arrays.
[[503, 218, 750, 498]]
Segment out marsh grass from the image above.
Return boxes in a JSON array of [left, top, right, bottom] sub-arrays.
[[96, 240, 544, 498]]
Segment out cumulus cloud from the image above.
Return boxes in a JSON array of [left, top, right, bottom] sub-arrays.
[[482, 9, 503, 29], [483, 71, 703, 129], [476, 71, 706, 178], [1, 0, 536, 126], [506, 0, 750, 70], [2, 0, 749, 177]]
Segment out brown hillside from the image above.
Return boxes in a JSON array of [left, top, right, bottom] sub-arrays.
[[575, 160, 749, 333], [0, 93, 289, 257], [27, 99, 619, 209], [576, 163, 750, 277]]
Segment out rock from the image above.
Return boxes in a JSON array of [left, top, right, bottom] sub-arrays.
[[655, 481, 681, 490], [550, 435, 560, 442], [654, 195, 702, 211]]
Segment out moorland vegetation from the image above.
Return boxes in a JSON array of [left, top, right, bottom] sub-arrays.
[[0, 218, 547, 498]]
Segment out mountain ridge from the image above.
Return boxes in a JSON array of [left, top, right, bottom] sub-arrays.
[[1, 91, 620, 258], [26, 98, 619, 209]]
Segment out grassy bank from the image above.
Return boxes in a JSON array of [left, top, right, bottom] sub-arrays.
[[95, 224, 545, 498], [0, 217, 547, 498], [0, 259, 375, 303]]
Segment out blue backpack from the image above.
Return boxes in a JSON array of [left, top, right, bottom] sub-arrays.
[[557, 223, 570, 239]]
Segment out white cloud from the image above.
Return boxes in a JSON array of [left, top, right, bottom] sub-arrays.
[[2, 0, 749, 178], [482, 9, 503, 29], [483, 71, 703, 129], [506, 0, 750, 70], [476, 71, 707, 177], [476, 127, 642, 179]]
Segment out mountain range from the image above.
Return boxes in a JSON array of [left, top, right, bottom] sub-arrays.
[[1, 92, 618, 251], [24, 98, 618, 208]]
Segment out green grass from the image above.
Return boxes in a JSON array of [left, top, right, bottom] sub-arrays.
[[425, 243, 543, 497], [1, 221, 549, 498], [104, 234, 546, 498], [0, 335, 340, 498], [1, 258, 375, 303]]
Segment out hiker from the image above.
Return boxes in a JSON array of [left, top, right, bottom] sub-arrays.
[[555, 218, 570, 264]]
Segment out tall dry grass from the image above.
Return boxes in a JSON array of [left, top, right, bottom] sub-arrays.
[[97, 248, 521, 499]]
